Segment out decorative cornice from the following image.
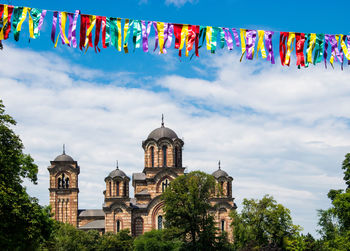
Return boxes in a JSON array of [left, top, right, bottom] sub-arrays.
[[142, 137, 184, 149], [104, 197, 130, 202], [47, 164, 80, 175], [49, 188, 79, 193]]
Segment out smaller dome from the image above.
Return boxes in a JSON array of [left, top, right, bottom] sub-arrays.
[[54, 153, 74, 162], [107, 161, 127, 179], [212, 161, 229, 179], [212, 169, 229, 179], [107, 169, 127, 179]]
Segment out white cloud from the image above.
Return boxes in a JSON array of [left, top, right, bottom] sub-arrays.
[[165, 0, 197, 7], [1, 45, 348, 237]]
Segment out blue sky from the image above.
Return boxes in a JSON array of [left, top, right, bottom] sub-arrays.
[[2, 0, 350, 237]]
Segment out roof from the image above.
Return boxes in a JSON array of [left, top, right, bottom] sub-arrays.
[[212, 169, 229, 179], [107, 169, 127, 179], [147, 125, 178, 140], [78, 209, 105, 217], [54, 153, 74, 162], [129, 198, 148, 209], [133, 173, 146, 181], [135, 189, 149, 195], [79, 219, 105, 229]]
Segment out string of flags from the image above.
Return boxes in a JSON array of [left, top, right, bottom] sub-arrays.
[[1, 3, 350, 69]]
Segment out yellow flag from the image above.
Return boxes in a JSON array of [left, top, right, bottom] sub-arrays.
[[284, 32, 295, 65], [157, 22, 165, 53], [307, 33, 316, 63], [206, 26, 212, 51], [84, 15, 96, 48], [340, 34, 350, 60], [256, 30, 266, 59]]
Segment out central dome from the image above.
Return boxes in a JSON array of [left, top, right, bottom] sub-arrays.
[[54, 154, 74, 162], [147, 126, 178, 140]]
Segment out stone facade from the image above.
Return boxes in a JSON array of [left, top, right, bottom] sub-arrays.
[[48, 121, 236, 240]]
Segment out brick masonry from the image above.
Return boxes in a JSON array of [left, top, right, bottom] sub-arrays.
[[49, 124, 236, 242]]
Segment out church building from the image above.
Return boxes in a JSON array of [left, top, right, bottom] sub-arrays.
[[48, 119, 236, 238]]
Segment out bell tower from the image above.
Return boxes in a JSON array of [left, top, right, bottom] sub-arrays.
[[48, 145, 79, 227], [142, 115, 184, 169]]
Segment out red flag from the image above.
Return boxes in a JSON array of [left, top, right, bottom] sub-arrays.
[[295, 33, 305, 67], [279, 32, 289, 66]]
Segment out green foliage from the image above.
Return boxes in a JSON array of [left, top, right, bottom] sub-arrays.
[[99, 229, 133, 251], [43, 223, 133, 251], [284, 233, 320, 251], [231, 194, 302, 251], [133, 229, 183, 251], [342, 153, 350, 189], [161, 171, 232, 250], [0, 100, 55, 250], [317, 153, 350, 250]]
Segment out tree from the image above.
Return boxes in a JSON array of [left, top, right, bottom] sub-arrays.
[[161, 171, 230, 250], [45, 223, 133, 251], [230, 195, 302, 251], [133, 229, 183, 251], [317, 153, 350, 250], [0, 100, 55, 250], [98, 229, 133, 251]]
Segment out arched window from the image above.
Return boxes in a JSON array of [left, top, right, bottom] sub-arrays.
[[58, 173, 69, 189], [116, 181, 120, 196], [227, 182, 231, 196], [162, 145, 167, 167], [220, 181, 224, 196], [134, 217, 143, 236], [123, 181, 127, 196], [58, 177, 62, 188], [150, 146, 154, 167], [162, 179, 170, 192], [116, 220, 121, 232], [174, 147, 178, 167], [61, 173, 66, 188], [109, 181, 112, 196], [221, 220, 225, 232], [158, 215, 163, 230]]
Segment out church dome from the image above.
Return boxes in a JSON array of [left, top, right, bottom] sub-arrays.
[[54, 153, 74, 162], [147, 115, 178, 140], [212, 169, 229, 179], [106, 161, 127, 179], [147, 126, 178, 140], [107, 169, 127, 179], [212, 161, 229, 179]]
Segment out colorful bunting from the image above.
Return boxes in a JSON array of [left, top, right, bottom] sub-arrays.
[[222, 28, 233, 50], [295, 33, 305, 67], [264, 31, 275, 64], [163, 23, 173, 54], [284, 32, 295, 66], [313, 34, 324, 65], [133, 20, 142, 50], [1, 3, 349, 69], [256, 30, 266, 59], [123, 19, 133, 53], [245, 30, 257, 60], [0, 5, 14, 40], [110, 17, 122, 51], [279, 32, 289, 66], [94, 16, 103, 52], [141, 20, 152, 52]]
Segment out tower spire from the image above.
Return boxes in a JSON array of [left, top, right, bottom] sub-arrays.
[[63, 144, 65, 155], [161, 114, 164, 127], [116, 160, 119, 170], [218, 160, 221, 170]]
